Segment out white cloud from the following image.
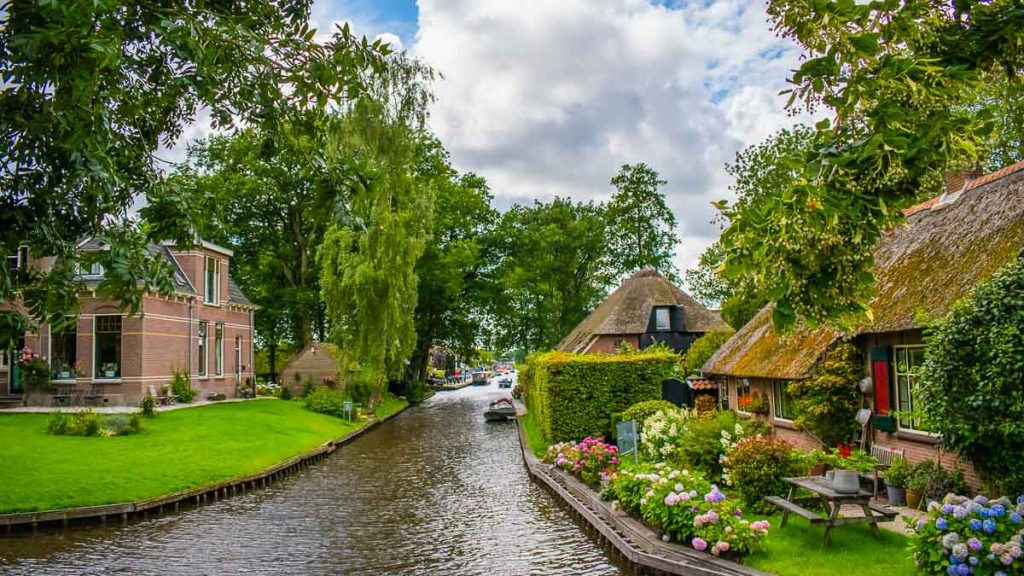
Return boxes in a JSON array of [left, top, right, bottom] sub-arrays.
[[413, 0, 809, 271]]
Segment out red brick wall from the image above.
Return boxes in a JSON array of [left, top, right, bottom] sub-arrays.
[[585, 334, 640, 354], [280, 343, 342, 396]]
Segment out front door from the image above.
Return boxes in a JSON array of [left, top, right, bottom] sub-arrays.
[[3, 339, 24, 394]]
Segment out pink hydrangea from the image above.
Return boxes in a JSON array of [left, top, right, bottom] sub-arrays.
[[692, 537, 708, 551]]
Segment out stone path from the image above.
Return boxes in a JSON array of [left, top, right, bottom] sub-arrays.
[[0, 396, 275, 414]]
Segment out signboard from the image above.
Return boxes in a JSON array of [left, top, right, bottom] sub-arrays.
[[616, 419, 639, 465]]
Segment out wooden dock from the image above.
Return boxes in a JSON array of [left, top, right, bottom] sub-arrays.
[[515, 418, 767, 576]]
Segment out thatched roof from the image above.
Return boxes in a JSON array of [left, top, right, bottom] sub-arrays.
[[703, 161, 1024, 379], [557, 268, 728, 352]]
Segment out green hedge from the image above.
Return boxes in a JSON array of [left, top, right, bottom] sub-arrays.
[[523, 350, 678, 443]]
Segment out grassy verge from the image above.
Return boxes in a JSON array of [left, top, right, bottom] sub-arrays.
[[0, 400, 381, 514], [520, 409, 548, 457], [375, 395, 409, 420], [744, 513, 916, 576]]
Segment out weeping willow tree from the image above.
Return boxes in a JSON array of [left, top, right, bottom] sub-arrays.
[[318, 58, 435, 410]]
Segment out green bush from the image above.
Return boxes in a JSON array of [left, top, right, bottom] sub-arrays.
[[279, 386, 293, 400], [46, 410, 143, 437], [302, 379, 316, 397], [675, 411, 769, 481], [919, 256, 1024, 495], [680, 330, 734, 375], [170, 371, 196, 403], [76, 410, 102, 436], [523, 349, 678, 443], [304, 387, 347, 418], [724, 435, 800, 513], [881, 456, 911, 488], [788, 341, 861, 446], [621, 400, 677, 433], [140, 394, 156, 417], [406, 380, 427, 404], [46, 412, 72, 435]]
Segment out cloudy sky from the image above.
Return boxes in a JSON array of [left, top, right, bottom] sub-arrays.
[[307, 1, 810, 272]]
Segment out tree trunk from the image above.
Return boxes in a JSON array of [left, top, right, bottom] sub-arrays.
[[368, 382, 383, 416], [269, 343, 277, 384]]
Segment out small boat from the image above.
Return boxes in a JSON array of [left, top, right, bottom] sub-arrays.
[[498, 377, 512, 388], [484, 398, 516, 421], [471, 370, 490, 385]]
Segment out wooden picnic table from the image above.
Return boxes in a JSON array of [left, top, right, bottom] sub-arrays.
[[767, 475, 897, 547]]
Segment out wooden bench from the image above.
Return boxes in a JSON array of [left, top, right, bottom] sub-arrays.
[[765, 496, 825, 524], [865, 444, 905, 496]]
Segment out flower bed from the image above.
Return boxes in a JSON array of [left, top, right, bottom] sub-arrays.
[[609, 462, 770, 558], [910, 493, 1024, 575], [543, 437, 620, 486]]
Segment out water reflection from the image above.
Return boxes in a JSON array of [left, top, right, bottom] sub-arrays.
[[0, 382, 626, 575]]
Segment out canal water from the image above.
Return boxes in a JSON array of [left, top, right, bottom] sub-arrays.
[[0, 381, 627, 575]]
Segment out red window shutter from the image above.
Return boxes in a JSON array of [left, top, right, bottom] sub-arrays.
[[872, 360, 890, 414]]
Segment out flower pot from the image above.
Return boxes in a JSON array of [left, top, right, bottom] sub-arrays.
[[59, 371, 72, 379], [906, 489, 923, 510], [825, 469, 835, 481], [808, 464, 825, 476], [833, 469, 860, 494], [885, 483, 906, 506], [104, 370, 116, 378]]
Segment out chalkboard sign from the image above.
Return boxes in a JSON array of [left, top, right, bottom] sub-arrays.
[[616, 419, 639, 465]]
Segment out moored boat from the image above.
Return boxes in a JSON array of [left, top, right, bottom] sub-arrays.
[[484, 398, 516, 421]]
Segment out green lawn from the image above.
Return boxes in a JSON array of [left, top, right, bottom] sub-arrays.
[[744, 513, 917, 576], [519, 409, 548, 457], [375, 395, 408, 420], [0, 398, 405, 513]]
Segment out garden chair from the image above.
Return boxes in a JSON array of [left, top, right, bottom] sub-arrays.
[[148, 384, 173, 406], [867, 444, 905, 496]]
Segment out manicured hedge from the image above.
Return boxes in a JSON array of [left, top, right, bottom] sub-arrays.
[[523, 350, 678, 442]]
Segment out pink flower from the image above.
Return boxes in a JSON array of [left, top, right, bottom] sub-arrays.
[[692, 537, 708, 551]]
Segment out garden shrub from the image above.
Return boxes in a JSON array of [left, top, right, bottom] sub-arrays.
[[694, 394, 717, 419], [279, 386, 292, 400], [76, 410, 102, 436], [406, 380, 427, 404], [543, 438, 621, 486], [788, 341, 861, 446], [140, 394, 156, 417], [910, 460, 969, 501], [17, 348, 52, 391], [919, 257, 1024, 496], [621, 400, 677, 432], [46, 412, 71, 435], [610, 462, 771, 556], [304, 387, 346, 418], [170, 371, 196, 403], [723, 436, 801, 513], [46, 410, 142, 437], [302, 379, 316, 397], [524, 349, 678, 442], [680, 330, 734, 376], [909, 493, 1024, 575], [640, 407, 694, 462]]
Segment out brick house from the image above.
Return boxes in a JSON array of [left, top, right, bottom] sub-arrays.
[[279, 341, 345, 397], [557, 268, 729, 355], [1, 238, 257, 405], [702, 161, 1024, 489]]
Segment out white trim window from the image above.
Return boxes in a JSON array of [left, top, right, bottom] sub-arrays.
[[6, 246, 28, 271], [735, 378, 753, 415], [198, 321, 208, 377], [50, 324, 77, 381], [204, 257, 220, 305], [894, 346, 930, 432], [76, 260, 105, 277], [654, 307, 671, 331], [718, 379, 729, 411], [94, 315, 122, 379], [214, 322, 224, 376], [234, 336, 242, 380], [771, 380, 796, 421]]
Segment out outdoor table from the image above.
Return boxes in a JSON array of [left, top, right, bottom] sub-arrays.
[[767, 475, 897, 547]]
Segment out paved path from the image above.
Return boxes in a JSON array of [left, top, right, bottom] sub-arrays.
[[0, 396, 276, 414]]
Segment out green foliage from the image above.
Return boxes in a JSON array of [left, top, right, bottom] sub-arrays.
[[919, 257, 1024, 495], [406, 380, 427, 404], [304, 387, 349, 419], [909, 493, 1021, 576], [674, 411, 746, 480], [621, 400, 678, 432], [724, 436, 801, 514], [47, 410, 137, 437], [604, 163, 680, 281], [788, 342, 860, 446], [170, 372, 196, 404], [45, 412, 71, 436], [680, 330, 734, 375], [17, 352, 51, 392], [523, 350, 678, 442], [718, 2, 1024, 330], [140, 395, 156, 418], [907, 460, 968, 501], [694, 395, 717, 419], [881, 456, 911, 489], [279, 386, 293, 401]]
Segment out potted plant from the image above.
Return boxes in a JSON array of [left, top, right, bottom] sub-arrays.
[[905, 463, 928, 509], [738, 391, 769, 415], [881, 456, 910, 505], [54, 361, 72, 380], [803, 448, 828, 476], [830, 444, 877, 494], [102, 362, 118, 378]]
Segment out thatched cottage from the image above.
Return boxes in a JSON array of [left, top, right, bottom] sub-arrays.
[[557, 268, 729, 355], [702, 161, 1024, 487]]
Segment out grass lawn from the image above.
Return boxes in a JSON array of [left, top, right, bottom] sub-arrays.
[[376, 395, 408, 420], [0, 398, 405, 514], [520, 409, 548, 457], [744, 513, 917, 576]]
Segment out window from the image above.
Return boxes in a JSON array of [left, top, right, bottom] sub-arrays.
[[654, 307, 671, 331], [198, 321, 208, 377], [94, 315, 122, 379], [51, 324, 77, 380], [234, 336, 242, 380], [735, 378, 752, 413], [214, 322, 224, 376], [718, 379, 729, 410], [77, 260, 105, 277], [894, 346, 930, 431], [771, 380, 796, 420], [7, 246, 28, 271], [204, 257, 220, 305]]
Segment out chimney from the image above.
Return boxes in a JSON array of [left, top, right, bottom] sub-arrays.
[[944, 167, 985, 195]]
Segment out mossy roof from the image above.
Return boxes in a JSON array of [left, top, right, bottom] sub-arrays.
[[704, 161, 1024, 380], [556, 268, 729, 353]]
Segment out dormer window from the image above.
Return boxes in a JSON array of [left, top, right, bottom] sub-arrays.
[[654, 307, 671, 331], [76, 260, 105, 277], [204, 257, 220, 305]]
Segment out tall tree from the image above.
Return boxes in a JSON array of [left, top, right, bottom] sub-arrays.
[[721, 0, 1024, 330], [604, 163, 680, 281], [1, 2, 388, 341]]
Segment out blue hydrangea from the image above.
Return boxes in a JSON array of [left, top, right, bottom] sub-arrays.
[[983, 519, 997, 533], [969, 556, 979, 566], [970, 519, 984, 531], [996, 572, 1007, 576], [1010, 512, 1022, 524], [957, 563, 970, 576], [937, 518, 949, 530], [992, 504, 1006, 516], [979, 508, 992, 519], [947, 565, 958, 576], [1017, 496, 1024, 505], [975, 495, 990, 505], [969, 502, 984, 513], [942, 504, 956, 515], [955, 506, 970, 520]]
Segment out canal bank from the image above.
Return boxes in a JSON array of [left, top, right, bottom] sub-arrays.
[[0, 382, 628, 574]]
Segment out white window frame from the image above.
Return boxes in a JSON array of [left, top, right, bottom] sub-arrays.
[[214, 322, 224, 376], [198, 321, 208, 377], [718, 379, 729, 411], [735, 377, 753, 416], [93, 315, 123, 381], [654, 307, 671, 331], [894, 345, 932, 433], [7, 246, 28, 271], [204, 257, 220, 305], [771, 379, 796, 422], [49, 322, 78, 382], [234, 336, 242, 380]]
